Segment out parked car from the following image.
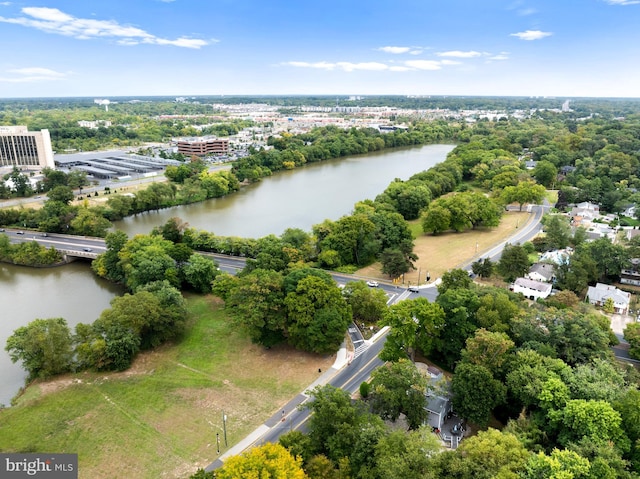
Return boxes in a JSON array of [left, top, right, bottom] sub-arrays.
[[367, 280, 379, 287]]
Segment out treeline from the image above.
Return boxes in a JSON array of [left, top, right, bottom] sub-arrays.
[[233, 123, 459, 182]]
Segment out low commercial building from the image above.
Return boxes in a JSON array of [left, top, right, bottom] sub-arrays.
[[0, 125, 54, 169]]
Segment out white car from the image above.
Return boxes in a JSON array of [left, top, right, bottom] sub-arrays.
[[366, 280, 379, 287]]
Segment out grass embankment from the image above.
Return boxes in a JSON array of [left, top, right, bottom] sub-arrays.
[[357, 210, 531, 283], [0, 296, 334, 479]]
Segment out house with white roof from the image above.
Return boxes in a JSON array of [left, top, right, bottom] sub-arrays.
[[586, 283, 631, 315], [512, 277, 553, 301]]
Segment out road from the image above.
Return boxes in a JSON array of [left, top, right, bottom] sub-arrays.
[[1, 228, 107, 257]]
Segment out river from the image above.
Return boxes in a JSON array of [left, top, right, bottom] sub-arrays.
[[0, 143, 455, 404], [115, 144, 456, 238]]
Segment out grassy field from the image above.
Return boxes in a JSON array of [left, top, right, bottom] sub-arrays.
[[357, 210, 532, 284], [0, 296, 334, 479]]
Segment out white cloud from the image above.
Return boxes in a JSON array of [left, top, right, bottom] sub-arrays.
[[0, 2, 12, 6], [518, 8, 537, 15], [377, 46, 411, 54], [0, 67, 68, 83], [285, 57, 466, 72], [604, 0, 640, 4], [0, 6, 209, 48], [510, 30, 552, 40], [408, 49, 423, 55], [285, 61, 389, 72], [404, 60, 442, 70], [488, 52, 510, 61], [436, 50, 482, 58]]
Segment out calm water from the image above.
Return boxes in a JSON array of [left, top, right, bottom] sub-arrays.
[[0, 262, 122, 405], [116, 144, 456, 238], [0, 143, 454, 404]]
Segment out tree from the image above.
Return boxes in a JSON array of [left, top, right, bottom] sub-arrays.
[[285, 275, 351, 354], [421, 203, 451, 234], [541, 214, 571, 250], [215, 443, 307, 479], [182, 253, 219, 293], [471, 258, 494, 278], [46, 185, 75, 204], [380, 298, 445, 362], [434, 288, 481, 368], [305, 385, 367, 463], [224, 269, 287, 347], [5, 318, 73, 379], [342, 280, 388, 324], [70, 207, 112, 237], [92, 230, 128, 283], [373, 427, 441, 479], [549, 399, 629, 452], [369, 359, 428, 429], [380, 247, 416, 278], [522, 449, 591, 479], [533, 160, 558, 188], [454, 428, 531, 479], [438, 268, 472, 294], [117, 234, 179, 291], [451, 362, 506, 427], [623, 322, 640, 360], [501, 180, 546, 211], [460, 328, 514, 376], [497, 243, 530, 282]]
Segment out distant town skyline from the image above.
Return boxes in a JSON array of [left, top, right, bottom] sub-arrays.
[[0, 0, 639, 99]]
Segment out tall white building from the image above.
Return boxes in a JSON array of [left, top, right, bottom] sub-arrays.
[[0, 126, 55, 169]]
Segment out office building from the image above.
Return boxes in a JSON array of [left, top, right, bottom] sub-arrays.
[[0, 126, 55, 169], [176, 137, 230, 157]]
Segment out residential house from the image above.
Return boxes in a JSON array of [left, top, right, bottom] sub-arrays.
[[512, 277, 553, 301], [540, 248, 572, 265], [527, 263, 555, 283], [587, 283, 631, 314], [417, 364, 452, 432], [570, 202, 600, 221]]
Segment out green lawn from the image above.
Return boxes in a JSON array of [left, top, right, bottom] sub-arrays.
[[0, 295, 332, 479]]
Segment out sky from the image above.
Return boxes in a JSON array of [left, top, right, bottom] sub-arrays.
[[0, 0, 639, 98]]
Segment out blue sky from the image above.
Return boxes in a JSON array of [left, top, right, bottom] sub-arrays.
[[0, 0, 639, 98]]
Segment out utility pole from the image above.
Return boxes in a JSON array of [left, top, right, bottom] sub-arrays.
[[223, 412, 228, 447]]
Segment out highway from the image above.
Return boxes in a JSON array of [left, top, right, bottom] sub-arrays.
[[1, 228, 107, 258]]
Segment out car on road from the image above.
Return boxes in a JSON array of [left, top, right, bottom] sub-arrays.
[[17, 231, 24, 234], [83, 248, 93, 252], [366, 280, 379, 287], [0, 228, 4, 232], [408, 285, 419, 293]]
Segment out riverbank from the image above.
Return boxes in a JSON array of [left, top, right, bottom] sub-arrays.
[[0, 295, 334, 479]]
